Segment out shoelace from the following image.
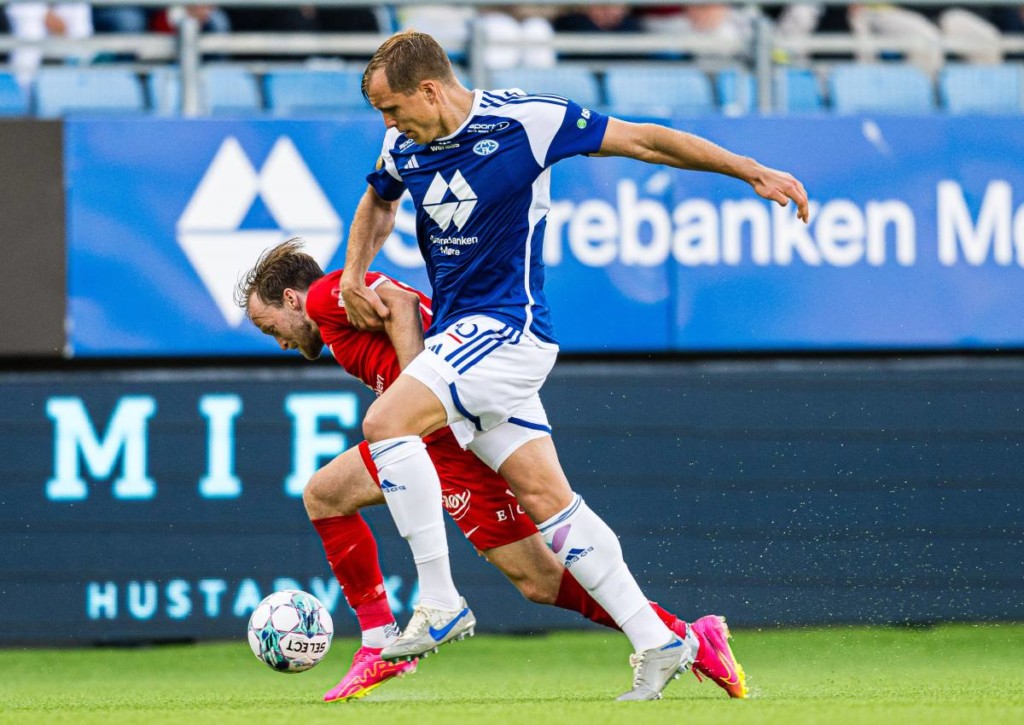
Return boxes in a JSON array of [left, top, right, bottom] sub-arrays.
[[403, 605, 431, 635], [628, 652, 647, 689]]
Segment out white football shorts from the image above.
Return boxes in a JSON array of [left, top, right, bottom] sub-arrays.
[[403, 314, 556, 470]]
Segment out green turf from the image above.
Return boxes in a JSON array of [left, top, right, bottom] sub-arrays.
[[1, 624, 1021, 725]]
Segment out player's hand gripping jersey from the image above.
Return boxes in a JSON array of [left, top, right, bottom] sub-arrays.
[[366, 89, 608, 344], [304, 270, 537, 551]]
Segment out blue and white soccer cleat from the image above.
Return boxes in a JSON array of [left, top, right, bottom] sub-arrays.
[[616, 630, 699, 701], [380, 597, 476, 662]]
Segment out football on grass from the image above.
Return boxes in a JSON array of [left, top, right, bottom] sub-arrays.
[[247, 589, 334, 672]]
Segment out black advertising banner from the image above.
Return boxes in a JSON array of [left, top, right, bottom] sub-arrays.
[[1, 360, 1022, 645]]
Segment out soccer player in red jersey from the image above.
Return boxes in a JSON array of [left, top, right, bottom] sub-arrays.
[[235, 239, 747, 702]]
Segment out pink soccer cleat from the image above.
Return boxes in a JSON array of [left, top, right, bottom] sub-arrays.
[[323, 646, 417, 703], [674, 615, 749, 699]]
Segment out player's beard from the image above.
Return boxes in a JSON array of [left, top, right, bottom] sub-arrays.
[[296, 321, 323, 360]]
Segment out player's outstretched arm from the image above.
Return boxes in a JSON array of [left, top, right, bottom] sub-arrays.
[[596, 117, 809, 223], [341, 186, 401, 330], [376, 282, 426, 371]]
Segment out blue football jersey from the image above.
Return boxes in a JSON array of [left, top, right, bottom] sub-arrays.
[[366, 89, 609, 343]]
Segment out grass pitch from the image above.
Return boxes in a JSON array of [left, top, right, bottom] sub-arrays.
[[1, 624, 1021, 725]]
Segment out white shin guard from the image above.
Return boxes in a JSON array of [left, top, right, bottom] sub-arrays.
[[369, 436, 460, 609], [539, 494, 651, 628], [369, 436, 448, 565]]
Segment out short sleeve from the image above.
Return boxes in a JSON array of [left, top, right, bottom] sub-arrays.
[[544, 98, 609, 167], [365, 130, 406, 202]]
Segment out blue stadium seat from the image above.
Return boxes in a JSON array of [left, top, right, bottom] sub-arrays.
[[0, 72, 29, 116], [35, 68, 146, 117], [717, 69, 756, 116], [490, 67, 602, 108], [939, 63, 1023, 114], [605, 67, 714, 116], [147, 67, 181, 116], [203, 67, 262, 115], [263, 69, 366, 116], [774, 68, 824, 113], [829, 63, 934, 114]]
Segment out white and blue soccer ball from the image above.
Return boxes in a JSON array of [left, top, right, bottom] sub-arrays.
[[247, 589, 334, 673]]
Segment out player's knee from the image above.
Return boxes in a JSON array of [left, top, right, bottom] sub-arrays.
[[361, 402, 396, 443], [302, 470, 331, 514], [512, 575, 557, 605]]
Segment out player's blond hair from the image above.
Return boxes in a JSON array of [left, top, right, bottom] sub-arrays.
[[235, 238, 324, 316], [361, 30, 457, 99]]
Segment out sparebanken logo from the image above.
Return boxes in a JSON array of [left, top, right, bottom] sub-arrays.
[[176, 136, 342, 327], [423, 170, 477, 232]]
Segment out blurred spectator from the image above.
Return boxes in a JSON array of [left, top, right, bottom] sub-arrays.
[[224, 5, 380, 62], [474, 7, 556, 70], [846, 4, 1002, 74], [395, 4, 475, 60], [552, 4, 646, 61], [226, 5, 379, 34], [92, 6, 149, 34], [156, 5, 231, 35], [994, 5, 1024, 34], [0, 9, 8, 63], [5, 3, 92, 84], [555, 4, 643, 34], [769, 3, 852, 63], [636, 4, 755, 61]]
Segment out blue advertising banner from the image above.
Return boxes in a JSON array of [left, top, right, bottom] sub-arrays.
[[66, 115, 1024, 356]]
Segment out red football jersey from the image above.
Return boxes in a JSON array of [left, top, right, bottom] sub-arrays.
[[304, 270, 432, 397]]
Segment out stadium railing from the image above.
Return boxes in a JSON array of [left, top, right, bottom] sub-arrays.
[[0, 0, 1022, 116]]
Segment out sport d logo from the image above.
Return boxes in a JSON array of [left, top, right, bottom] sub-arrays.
[[176, 136, 342, 327]]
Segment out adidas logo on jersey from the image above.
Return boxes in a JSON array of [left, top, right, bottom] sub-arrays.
[[404, 155, 420, 170], [423, 170, 477, 232]]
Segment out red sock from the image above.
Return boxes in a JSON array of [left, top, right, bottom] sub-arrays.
[[554, 570, 684, 635], [311, 514, 394, 631]]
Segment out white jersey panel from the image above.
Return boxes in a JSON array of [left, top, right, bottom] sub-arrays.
[[378, 127, 403, 183], [478, 90, 569, 168]]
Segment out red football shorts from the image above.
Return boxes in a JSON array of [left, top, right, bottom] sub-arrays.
[[357, 429, 538, 551]]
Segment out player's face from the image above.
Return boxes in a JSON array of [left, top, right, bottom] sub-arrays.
[[366, 69, 442, 144], [248, 293, 323, 361]]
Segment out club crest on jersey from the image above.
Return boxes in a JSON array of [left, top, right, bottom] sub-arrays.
[[473, 139, 499, 156]]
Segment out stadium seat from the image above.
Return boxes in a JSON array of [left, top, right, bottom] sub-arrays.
[[829, 63, 934, 114], [0, 72, 29, 116], [774, 68, 824, 113], [717, 68, 756, 116], [939, 63, 1023, 115], [263, 69, 367, 116], [147, 67, 181, 116], [490, 67, 602, 109], [34, 68, 146, 117], [605, 67, 714, 116], [202, 67, 262, 115]]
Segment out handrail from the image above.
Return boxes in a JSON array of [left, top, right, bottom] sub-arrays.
[[3, 7, 1023, 116]]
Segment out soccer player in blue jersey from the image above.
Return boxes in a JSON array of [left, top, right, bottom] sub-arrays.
[[341, 30, 809, 700]]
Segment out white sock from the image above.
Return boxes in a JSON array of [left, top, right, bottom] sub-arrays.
[[539, 494, 673, 653], [369, 436, 461, 610], [362, 621, 400, 650]]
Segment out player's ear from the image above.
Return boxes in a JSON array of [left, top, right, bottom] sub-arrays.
[[283, 288, 299, 310], [421, 80, 438, 104]]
